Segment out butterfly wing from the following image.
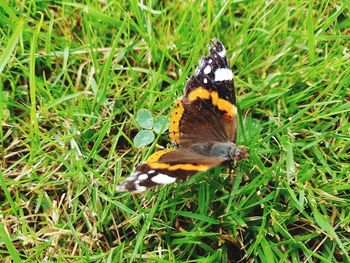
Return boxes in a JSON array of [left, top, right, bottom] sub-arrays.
[[117, 149, 225, 192], [170, 39, 238, 148]]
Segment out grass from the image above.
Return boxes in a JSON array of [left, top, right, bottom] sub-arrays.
[[1, 0, 350, 262]]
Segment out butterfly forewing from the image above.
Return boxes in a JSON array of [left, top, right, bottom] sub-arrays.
[[116, 149, 225, 192], [170, 39, 238, 146]]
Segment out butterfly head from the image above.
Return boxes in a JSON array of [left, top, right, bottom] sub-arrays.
[[229, 145, 249, 161]]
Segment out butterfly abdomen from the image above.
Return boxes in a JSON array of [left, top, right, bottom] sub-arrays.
[[189, 142, 242, 160]]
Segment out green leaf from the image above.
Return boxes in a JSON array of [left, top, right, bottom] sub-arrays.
[[133, 130, 155, 148], [153, 116, 169, 134], [136, 109, 154, 129]]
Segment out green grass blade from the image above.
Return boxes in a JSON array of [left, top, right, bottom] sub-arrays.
[[0, 224, 22, 263], [0, 19, 25, 74]]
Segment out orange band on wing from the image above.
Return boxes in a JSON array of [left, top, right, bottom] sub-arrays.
[[148, 162, 209, 171], [187, 87, 236, 119], [147, 149, 174, 163], [146, 149, 210, 171], [169, 99, 184, 143], [187, 87, 211, 101]]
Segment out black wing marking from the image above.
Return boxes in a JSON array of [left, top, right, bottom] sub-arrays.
[[185, 39, 236, 104]]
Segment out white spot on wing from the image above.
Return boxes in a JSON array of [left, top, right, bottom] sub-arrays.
[[218, 49, 226, 57], [196, 60, 205, 75], [116, 184, 126, 192], [203, 78, 208, 84], [151, 173, 176, 185], [204, 65, 211, 74], [125, 173, 137, 181], [208, 59, 213, 63], [148, 170, 155, 174], [214, 68, 233, 81], [135, 185, 147, 192], [138, 173, 148, 180]]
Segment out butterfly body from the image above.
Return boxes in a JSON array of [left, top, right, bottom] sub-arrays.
[[117, 39, 248, 193], [188, 142, 244, 160]]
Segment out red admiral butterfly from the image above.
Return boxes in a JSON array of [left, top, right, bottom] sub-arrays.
[[117, 39, 248, 192]]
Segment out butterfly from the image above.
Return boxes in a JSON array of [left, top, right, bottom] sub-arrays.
[[117, 39, 248, 192]]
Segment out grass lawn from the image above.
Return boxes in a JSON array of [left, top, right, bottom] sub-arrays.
[[1, 1, 350, 262]]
